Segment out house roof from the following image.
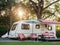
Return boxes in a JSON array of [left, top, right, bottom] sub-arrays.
[[40, 19, 60, 24]]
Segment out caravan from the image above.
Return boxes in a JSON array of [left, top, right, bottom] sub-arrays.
[[8, 20, 41, 39], [2, 20, 60, 40]]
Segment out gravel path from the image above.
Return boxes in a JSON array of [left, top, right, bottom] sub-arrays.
[[0, 38, 36, 42], [0, 38, 20, 42], [0, 37, 60, 42]]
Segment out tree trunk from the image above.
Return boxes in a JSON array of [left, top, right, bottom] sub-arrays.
[[9, 9, 13, 28], [7, 8, 12, 35], [37, 0, 44, 19]]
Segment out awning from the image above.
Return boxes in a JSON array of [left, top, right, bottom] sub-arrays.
[[39, 19, 60, 24]]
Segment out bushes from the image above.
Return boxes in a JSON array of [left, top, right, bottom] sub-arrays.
[[56, 30, 60, 38], [0, 25, 7, 37]]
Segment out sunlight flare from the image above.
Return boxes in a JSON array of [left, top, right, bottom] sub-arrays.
[[17, 9, 24, 17]]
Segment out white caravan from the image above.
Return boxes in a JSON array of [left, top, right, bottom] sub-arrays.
[[2, 20, 60, 39], [8, 20, 41, 39]]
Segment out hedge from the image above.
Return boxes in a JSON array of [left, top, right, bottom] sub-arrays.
[[56, 30, 60, 38], [0, 25, 7, 37]]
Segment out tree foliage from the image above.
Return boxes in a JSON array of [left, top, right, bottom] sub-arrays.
[[0, 0, 60, 34], [14, 0, 60, 20], [0, 0, 60, 25]]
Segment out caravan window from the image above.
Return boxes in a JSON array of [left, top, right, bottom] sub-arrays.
[[48, 26, 52, 30], [35, 24, 40, 29], [11, 24, 17, 30], [21, 24, 30, 30], [45, 24, 52, 30]]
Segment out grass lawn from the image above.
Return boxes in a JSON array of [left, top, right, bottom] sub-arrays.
[[0, 42, 60, 45]]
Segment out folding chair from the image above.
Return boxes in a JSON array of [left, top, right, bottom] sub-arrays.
[[31, 33, 37, 41], [18, 34, 25, 40]]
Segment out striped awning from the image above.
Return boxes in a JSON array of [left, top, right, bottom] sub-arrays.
[[39, 19, 60, 24]]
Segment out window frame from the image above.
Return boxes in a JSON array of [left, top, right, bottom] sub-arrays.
[[35, 24, 40, 29], [21, 24, 30, 30], [11, 24, 17, 30], [45, 24, 52, 31], [48, 25, 52, 30]]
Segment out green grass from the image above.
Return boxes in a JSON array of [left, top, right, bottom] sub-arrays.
[[0, 42, 60, 45]]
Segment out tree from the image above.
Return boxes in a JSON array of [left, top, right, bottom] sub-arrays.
[[17, 0, 60, 20], [29, 0, 60, 19], [0, 0, 16, 34], [20, 0, 59, 19]]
